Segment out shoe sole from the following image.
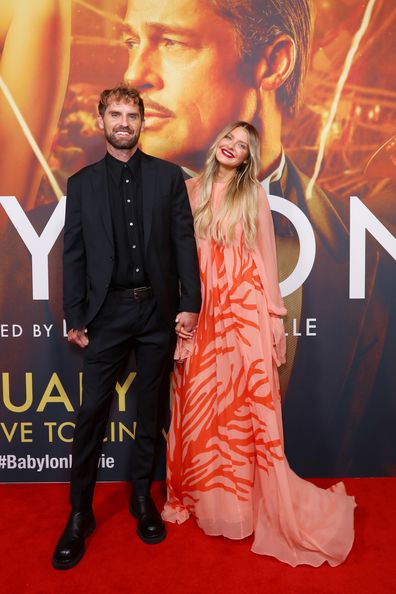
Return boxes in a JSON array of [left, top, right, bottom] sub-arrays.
[[52, 548, 85, 570], [129, 505, 166, 544], [136, 526, 166, 545], [51, 520, 96, 570]]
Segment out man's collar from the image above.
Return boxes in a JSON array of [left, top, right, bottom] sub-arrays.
[[105, 148, 141, 183]]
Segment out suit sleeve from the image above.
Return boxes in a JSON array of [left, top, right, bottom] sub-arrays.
[[170, 167, 201, 313], [63, 174, 87, 330], [252, 185, 287, 366]]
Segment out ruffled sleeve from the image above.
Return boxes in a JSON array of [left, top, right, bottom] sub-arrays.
[[251, 185, 287, 366], [174, 335, 194, 362]]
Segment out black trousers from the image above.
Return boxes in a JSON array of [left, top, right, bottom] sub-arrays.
[[69, 290, 173, 511]]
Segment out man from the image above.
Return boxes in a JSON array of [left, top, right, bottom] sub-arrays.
[[122, 0, 310, 177], [52, 84, 201, 569], [121, 0, 396, 476]]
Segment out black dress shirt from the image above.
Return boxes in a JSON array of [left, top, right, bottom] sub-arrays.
[[105, 150, 148, 288]]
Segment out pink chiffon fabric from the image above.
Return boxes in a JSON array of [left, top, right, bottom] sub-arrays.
[[163, 178, 356, 567]]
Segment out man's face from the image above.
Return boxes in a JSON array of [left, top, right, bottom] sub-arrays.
[[123, 0, 259, 170], [98, 99, 144, 151]]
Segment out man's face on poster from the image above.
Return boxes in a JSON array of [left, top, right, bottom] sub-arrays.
[[123, 0, 259, 170]]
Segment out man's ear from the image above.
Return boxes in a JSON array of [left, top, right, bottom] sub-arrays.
[[255, 35, 296, 92], [97, 115, 104, 130]]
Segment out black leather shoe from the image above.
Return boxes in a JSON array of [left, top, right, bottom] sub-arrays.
[[52, 510, 96, 570], [129, 495, 166, 544]]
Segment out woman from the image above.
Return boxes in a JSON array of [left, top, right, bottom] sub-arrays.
[[162, 122, 356, 567]]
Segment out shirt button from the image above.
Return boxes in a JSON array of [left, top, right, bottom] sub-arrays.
[[127, 199, 131, 203], [123, 164, 127, 168], [132, 244, 136, 249], [135, 268, 140, 272], [129, 222, 133, 226], [125, 179, 130, 183]]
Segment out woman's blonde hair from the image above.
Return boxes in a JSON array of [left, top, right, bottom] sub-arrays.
[[194, 121, 260, 249]]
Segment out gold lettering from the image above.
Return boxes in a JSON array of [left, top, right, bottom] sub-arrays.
[[37, 373, 74, 412], [115, 372, 136, 411], [103, 421, 115, 443], [119, 421, 136, 441], [79, 372, 83, 406], [0, 422, 18, 442], [58, 422, 75, 443], [103, 421, 136, 442], [20, 422, 33, 443], [44, 422, 57, 442], [2, 372, 33, 412]]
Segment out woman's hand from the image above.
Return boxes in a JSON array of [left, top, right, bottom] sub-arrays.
[[175, 312, 199, 339]]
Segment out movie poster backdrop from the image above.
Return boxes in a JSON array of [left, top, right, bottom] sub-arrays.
[[0, 0, 395, 481]]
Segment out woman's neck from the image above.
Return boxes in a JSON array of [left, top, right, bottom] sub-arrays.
[[215, 165, 235, 183]]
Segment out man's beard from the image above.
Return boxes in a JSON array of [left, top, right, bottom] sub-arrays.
[[105, 127, 139, 150]]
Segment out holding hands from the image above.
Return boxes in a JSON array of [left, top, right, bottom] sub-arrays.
[[175, 312, 199, 339]]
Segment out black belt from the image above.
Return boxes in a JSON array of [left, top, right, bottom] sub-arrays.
[[109, 286, 153, 302]]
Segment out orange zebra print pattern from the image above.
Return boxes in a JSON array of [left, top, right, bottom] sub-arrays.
[[163, 179, 356, 567]]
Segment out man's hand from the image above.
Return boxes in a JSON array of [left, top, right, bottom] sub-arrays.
[[175, 312, 199, 339], [67, 328, 89, 348]]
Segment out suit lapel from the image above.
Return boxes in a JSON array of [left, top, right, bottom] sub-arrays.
[[89, 159, 113, 247], [140, 152, 156, 251]]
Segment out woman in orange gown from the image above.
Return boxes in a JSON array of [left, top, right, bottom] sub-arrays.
[[163, 122, 356, 567]]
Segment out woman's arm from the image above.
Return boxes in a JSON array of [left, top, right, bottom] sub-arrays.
[[254, 185, 287, 315], [252, 185, 287, 365]]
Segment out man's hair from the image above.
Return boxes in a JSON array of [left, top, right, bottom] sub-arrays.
[[211, 0, 314, 116], [98, 84, 145, 119]]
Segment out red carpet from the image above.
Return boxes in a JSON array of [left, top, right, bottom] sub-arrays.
[[0, 478, 395, 594]]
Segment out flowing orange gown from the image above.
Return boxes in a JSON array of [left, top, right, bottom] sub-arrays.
[[162, 178, 356, 567]]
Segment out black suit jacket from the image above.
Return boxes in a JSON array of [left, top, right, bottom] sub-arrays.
[[63, 152, 201, 330]]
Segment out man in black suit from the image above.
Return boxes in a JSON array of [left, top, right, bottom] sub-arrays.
[[52, 84, 201, 569]]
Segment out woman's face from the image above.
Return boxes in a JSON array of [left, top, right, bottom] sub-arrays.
[[215, 126, 249, 170]]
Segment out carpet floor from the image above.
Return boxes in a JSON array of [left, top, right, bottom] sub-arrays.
[[0, 478, 395, 593]]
